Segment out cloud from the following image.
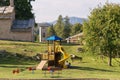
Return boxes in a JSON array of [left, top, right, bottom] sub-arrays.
[[31, 0, 119, 23]]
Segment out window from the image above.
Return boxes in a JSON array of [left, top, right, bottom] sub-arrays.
[[43, 33, 45, 37]]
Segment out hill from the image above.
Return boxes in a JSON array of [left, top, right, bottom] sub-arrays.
[[50, 17, 87, 25]]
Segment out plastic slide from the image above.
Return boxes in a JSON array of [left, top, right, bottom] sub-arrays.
[[58, 46, 70, 64], [36, 60, 47, 70]]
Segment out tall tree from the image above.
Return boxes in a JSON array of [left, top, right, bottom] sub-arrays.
[[0, 0, 9, 6], [84, 3, 120, 66], [47, 25, 56, 37], [54, 15, 64, 38], [71, 23, 83, 36], [0, 0, 34, 20], [62, 16, 71, 39], [14, 0, 34, 19]]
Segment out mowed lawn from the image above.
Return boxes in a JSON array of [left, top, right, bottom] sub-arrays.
[[0, 40, 120, 80]]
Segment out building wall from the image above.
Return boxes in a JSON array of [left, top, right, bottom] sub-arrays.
[[0, 19, 12, 39], [39, 26, 48, 42], [10, 31, 33, 41], [0, 4, 34, 42], [66, 33, 83, 44], [0, 19, 34, 42]]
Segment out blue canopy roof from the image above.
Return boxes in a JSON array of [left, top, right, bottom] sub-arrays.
[[46, 35, 62, 41]]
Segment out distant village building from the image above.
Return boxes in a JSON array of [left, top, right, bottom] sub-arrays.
[[66, 33, 83, 44], [0, 0, 35, 42], [38, 23, 51, 42]]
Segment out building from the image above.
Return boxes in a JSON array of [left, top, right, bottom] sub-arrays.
[[38, 23, 51, 42], [66, 33, 83, 44], [0, 0, 35, 42]]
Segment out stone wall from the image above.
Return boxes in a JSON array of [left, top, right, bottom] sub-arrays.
[[10, 31, 34, 41], [0, 19, 34, 42], [0, 19, 12, 39]]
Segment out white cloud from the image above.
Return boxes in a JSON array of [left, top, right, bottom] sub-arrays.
[[31, 0, 120, 23]]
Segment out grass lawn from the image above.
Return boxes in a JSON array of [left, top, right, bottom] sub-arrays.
[[0, 40, 120, 80]]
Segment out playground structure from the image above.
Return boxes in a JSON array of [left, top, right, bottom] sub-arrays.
[[36, 35, 70, 69]]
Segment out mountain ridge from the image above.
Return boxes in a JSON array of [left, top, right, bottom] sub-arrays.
[[49, 17, 87, 25]]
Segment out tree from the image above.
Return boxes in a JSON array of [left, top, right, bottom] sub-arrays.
[[0, 0, 34, 20], [71, 23, 83, 36], [54, 15, 64, 38], [0, 0, 9, 6], [47, 25, 56, 37], [84, 3, 120, 66], [14, 0, 34, 19], [62, 16, 71, 39]]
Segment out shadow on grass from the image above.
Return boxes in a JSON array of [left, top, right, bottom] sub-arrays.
[[0, 51, 38, 67], [50, 76, 63, 78], [0, 40, 41, 46], [0, 65, 27, 68], [62, 43, 80, 46], [70, 66, 115, 72]]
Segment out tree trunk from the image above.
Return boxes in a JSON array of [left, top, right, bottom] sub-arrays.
[[108, 51, 112, 66]]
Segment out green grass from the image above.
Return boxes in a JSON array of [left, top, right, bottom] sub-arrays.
[[0, 40, 120, 79]]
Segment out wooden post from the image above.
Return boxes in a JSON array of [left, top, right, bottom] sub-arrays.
[[60, 40, 61, 45], [53, 40, 55, 53], [48, 41, 49, 66], [53, 40, 55, 66]]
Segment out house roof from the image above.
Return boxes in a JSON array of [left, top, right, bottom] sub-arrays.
[[11, 19, 35, 32], [0, 6, 14, 14], [66, 33, 83, 40], [46, 35, 62, 41], [0, 6, 14, 19], [12, 19, 35, 29], [38, 23, 51, 27]]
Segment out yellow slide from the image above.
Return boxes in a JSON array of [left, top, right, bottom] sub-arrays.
[[58, 46, 70, 64]]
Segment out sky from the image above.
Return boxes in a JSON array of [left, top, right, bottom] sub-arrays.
[[31, 0, 120, 23]]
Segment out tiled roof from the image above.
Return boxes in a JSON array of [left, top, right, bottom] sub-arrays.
[[66, 33, 83, 40], [11, 19, 35, 31], [38, 23, 51, 27], [12, 19, 35, 29]]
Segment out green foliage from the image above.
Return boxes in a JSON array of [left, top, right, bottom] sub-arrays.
[[0, 40, 120, 79], [71, 23, 83, 36], [14, 0, 34, 19], [47, 25, 56, 37], [84, 3, 120, 66], [34, 34, 39, 42], [54, 15, 65, 38], [0, 0, 9, 6], [54, 15, 72, 39], [62, 16, 72, 39], [0, 0, 34, 20]]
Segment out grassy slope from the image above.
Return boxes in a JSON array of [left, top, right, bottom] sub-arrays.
[[0, 40, 120, 79]]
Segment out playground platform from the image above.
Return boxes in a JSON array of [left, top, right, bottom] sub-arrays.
[[36, 60, 48, 70]]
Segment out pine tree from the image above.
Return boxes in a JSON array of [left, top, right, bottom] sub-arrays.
[[47, 25, 56, 37], [0, 0, 9, 6], [62, 16, 71, 39], [71, 23, 83, 36], [54, 15, 64, 38], [15, 0, 34, 19]]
